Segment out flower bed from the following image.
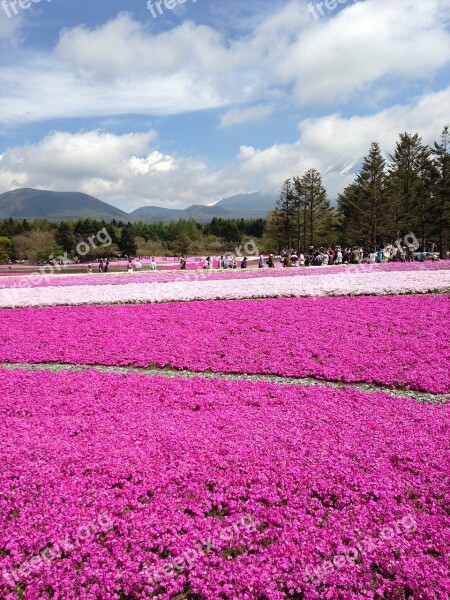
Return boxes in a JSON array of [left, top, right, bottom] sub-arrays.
[[0, 368, 448, 600], [1, 260, 448, 290], [0, 269, 449, 308], [0, 295, 448, 393]]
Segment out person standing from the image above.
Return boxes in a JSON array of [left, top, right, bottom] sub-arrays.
[[351, 246, 360, 264], [180, 255, 187, 270], [150, 257, 157, 271], [241, 257, 247, 269], [99, 259, 104, 273], [104, 258, 109, 273]]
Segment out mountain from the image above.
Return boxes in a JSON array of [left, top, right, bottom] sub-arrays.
[[130, 192, 275, 223], [0, 188, 129, 221], [213, 192, 275, 218], [131, 203, 232, 223], [0, 188, 277, 223]]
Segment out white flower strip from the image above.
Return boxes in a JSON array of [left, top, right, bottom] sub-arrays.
[[0, 270, 449, 308]]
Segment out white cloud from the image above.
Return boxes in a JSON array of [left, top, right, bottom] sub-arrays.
[[129, 152, 176, 175], [219, 105, 273, 128], [0, 7, 23, 47], [237, 86, 450, 198], [276, 0, 450, 104], [1, 1, 449, 210], [0, 1, 449, 123], [0, 129, 240, 211], [1, 87, 448, 209]]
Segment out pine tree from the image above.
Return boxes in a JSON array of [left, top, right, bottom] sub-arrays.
[[338, 142, 389, 248], [431, 125, 450, 258], [300, 169, 332, 248], [413, 153, 439, 249], [293, 176, 307, 253], [55, 222, 75, 254], [119, 225, 138, 257], [387, 132, 434, 241], [270, 179, 295, 249]]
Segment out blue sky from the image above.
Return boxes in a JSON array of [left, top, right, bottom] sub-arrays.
[[0, 0, 449, 212]]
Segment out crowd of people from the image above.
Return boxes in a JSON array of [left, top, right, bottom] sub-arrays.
[[89, 242, 440, 274], [279, 243, 439, 267]]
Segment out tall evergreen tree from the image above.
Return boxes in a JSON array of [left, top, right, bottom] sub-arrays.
[[270, 179, 295, 249], [293, 176, 307, 253], [300, 169, 331, 247], [338, 142, 388, 247], [431, 125, 450, 258], [55, 222, 75, 254], [387, 132, 434, 241], [119, 225, 138, 257]]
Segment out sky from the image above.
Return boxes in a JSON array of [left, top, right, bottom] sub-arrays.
[[0, 0, 449, 213]]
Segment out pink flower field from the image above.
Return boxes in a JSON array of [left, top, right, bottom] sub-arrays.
[[1, 256, 449, 599], [1, 269, 449, 308], [0, 295, 448, 393], [0, 368, 449, 600], [0, 260, 448, 290]]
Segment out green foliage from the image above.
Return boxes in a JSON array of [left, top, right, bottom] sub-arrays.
[[431, 125, 450, 258], [269, 172, 334, 251], [0, 218, 31, 238], [338, 142, 389, 247], [386, 132, 437, 244], [55, 221, 75, 253], [118, 225, 138, 257], [0, 215, 267, 261], [0, 236, 16, 263], [338, 128, 449, 252]]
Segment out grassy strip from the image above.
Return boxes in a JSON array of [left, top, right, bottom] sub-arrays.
[[1, 362, 448, 405]]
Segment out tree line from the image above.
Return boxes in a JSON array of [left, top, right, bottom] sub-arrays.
[[270, 126, 449, 258], [0, 216, 267, 263]]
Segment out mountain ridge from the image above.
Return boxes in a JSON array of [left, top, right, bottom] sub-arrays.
[[0, 188, 129, 222], [0, 188, 276, 223]]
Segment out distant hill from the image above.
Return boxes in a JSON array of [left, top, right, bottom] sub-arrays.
[[130, 203, 231, 223], [214, 192, 275, 218], [130, 192, 275, 223], [0, 188, 129, 221], [0, 188, 276, 223]]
